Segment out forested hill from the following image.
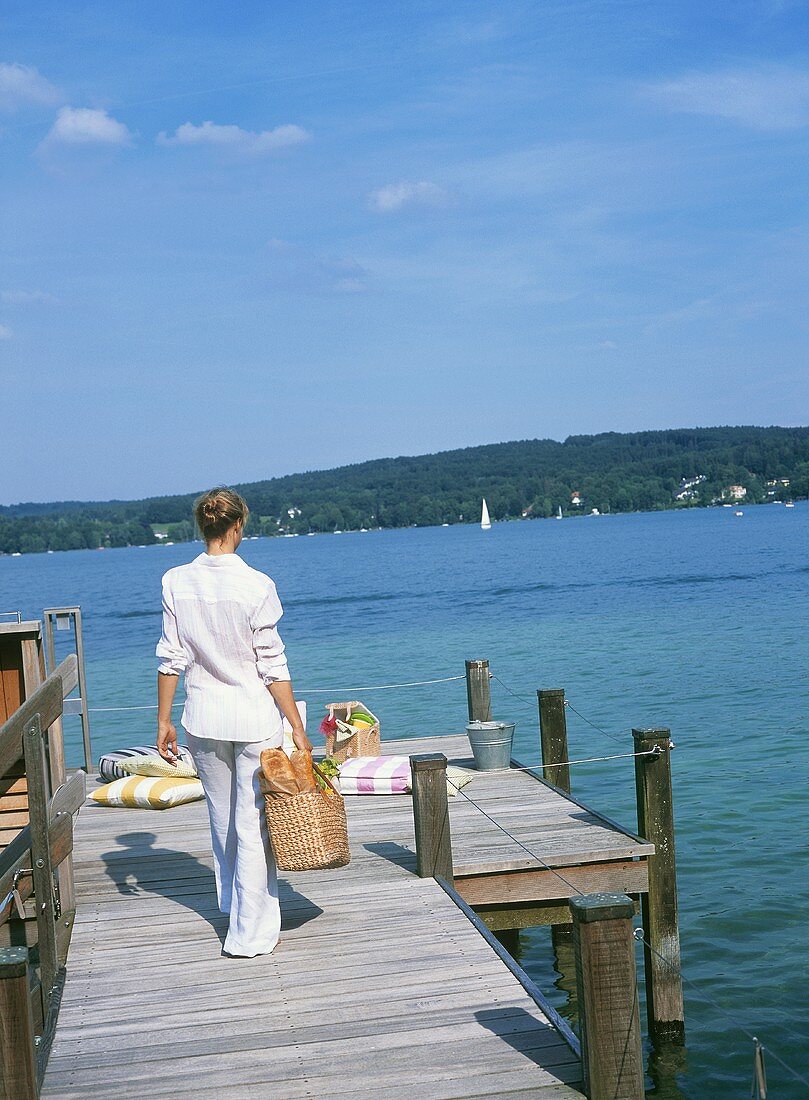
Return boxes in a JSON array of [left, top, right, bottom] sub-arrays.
[[2, 425, 809, 554]]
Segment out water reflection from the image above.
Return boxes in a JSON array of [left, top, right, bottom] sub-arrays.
[[512, 924, 689, 1098]]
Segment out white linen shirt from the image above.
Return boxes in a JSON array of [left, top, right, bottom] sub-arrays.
[[156, 552, 290, 743]]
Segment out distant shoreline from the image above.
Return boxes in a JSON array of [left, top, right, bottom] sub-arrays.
[[2, 426, 806, 555], [1, 497, 801, 558]]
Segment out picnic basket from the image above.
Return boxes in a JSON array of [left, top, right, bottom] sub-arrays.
[[321, 700, 380, 763], [263, 762, 350, 871]]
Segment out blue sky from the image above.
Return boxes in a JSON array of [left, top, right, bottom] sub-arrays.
[[2, 1, 808, 503]]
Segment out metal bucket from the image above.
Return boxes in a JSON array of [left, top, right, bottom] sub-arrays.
[[466, 720, 516, 771]]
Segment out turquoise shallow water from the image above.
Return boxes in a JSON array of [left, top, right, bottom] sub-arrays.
[[3, 505, 808, 1096]]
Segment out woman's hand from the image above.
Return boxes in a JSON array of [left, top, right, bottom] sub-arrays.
[[291, 727, 313, 753], [157, 719, 179, 764]]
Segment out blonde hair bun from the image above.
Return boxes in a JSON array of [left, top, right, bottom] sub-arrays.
[[194, 488, 249, 542]]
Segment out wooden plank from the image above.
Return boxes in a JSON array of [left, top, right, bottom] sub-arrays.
[[0, 642, 23, 726], [56, 911, 75, 967], [0, 794, 28, 811], [50, 773, 86, 821], [50, 957, 514, 1010], [48, 996, 575, 1059], [44, 1074, 582, 1100], [23, 715, 58, 1007], [0, 636, 27, 859], [0, 623, 41, 636], [477, 902, 576, 930], [44, 1020, 582, 1081], [0, 675, 63, 781], [0, 777, 27, 797], [19, 634, 43, 700], [51, 974, 528, 1029], [42, 651, 74, 918], [43, 1057, 583, 1100], [0, 814, 73, 920], [454, 860, 649, 906], [35, 967, 67, 1089], [475, 897, 640, 931], [0, 811, 29, 828], [437, 876, 580, 1057], [512, 754, 652, 848]]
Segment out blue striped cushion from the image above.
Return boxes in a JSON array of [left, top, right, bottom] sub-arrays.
[[98, 744, 194, 782]]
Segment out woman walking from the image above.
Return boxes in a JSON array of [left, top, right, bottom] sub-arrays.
[[155, 487, 311, 957]]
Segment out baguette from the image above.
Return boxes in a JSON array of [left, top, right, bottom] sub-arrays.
[[290, 748, 317, 794], [260, 748, 300, 798]]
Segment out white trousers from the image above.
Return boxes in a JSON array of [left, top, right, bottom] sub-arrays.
[[185, 732, 281, 957]]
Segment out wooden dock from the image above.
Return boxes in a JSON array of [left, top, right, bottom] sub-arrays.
[[37, 733, 657, 1099]]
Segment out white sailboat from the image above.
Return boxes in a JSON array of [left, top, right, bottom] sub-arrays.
[[480, 499, 492, 530], [556, 506, 563, 519]]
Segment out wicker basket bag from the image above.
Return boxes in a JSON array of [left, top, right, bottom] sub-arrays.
[[321, 700, 380, 763], [263, 764, 350, 872]]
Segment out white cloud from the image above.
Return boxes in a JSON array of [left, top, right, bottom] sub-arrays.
[[1, 289, 58, 305], [647, 65, 809, 130], [158, 120, 310, 154], [41, 106, 133, 147], [369, 180, 449, 212], [0, 62, 61, 111], [0, 325, 13, 340]]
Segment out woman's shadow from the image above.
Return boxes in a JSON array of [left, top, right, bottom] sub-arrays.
[[100, 831, 322, 944]]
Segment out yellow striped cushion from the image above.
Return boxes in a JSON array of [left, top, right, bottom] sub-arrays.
[[91, 776, 205, 809], [120, 755, 198, 779]]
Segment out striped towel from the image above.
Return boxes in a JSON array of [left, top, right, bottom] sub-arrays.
[[336, 757, 477, 796], [337, 756, 411, 795]]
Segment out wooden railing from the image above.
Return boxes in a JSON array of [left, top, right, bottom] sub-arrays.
[[0, 655, 86, 1099]]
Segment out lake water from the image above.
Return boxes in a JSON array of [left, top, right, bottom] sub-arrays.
[[3, 505, 808, 1096]]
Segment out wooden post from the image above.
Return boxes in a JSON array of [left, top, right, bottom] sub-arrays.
[[493, 928, 520, 955], [44, 672, 74, 922], [23, 714, 59, 1012], [633, 727, 684, 1044], [570, 893, 644, 1100], [0, 946, 38, 1100], [74, 608, 93, 771], [538, 690, 572, 951], [410, 754, 453, 884], [537, 688, 571, 793], [465, 659, 492, 722]]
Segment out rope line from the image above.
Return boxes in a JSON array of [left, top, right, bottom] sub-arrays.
[[90, 703, 173, 713], [490, 673, 536, 703], [446, 776, 587, 898], [489, 674, 628, 747], [295, 674, 466, 694], [445, 776, 809, 1091], [562, 700, 625, 745], [88, 673, 466, 712], [484, 748, 661, 773], [631, 929, 809, 1089]]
